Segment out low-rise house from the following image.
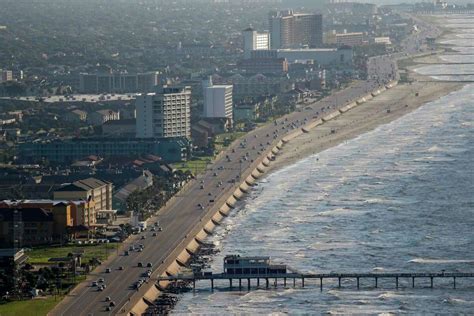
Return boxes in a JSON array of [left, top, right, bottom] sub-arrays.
[[114, 170, 154, 209], [194, 118, 230, 137], [87, 109, 119, 126], [102, 119, 136, 137], [191, 125, 209, 148], [64, 109, 87, 122], [234, 101, 261, 122]]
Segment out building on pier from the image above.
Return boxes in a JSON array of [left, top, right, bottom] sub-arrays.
[[223, 255, 287, 275]]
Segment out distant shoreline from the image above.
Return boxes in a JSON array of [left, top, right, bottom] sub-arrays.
[[267, 71, 464, 174], [267, 13, 465, 174]]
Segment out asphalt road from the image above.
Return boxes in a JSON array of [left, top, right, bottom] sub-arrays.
[[51, 53, 402, 316]]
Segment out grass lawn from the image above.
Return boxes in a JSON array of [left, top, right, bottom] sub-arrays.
[[26, 243, 117, 265], [172, 156, 213, 175], [0, 296, 63, 316]]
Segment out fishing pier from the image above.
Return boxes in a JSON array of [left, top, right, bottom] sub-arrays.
[[156, 255, 474, 291], [157, 272, 474, 291]]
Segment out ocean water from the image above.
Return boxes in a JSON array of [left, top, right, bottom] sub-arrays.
[[172, 17, 474, 314]]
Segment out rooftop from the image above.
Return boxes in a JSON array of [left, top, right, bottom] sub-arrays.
[[277, 48, 339, 52], [1, 94, 136, 104]]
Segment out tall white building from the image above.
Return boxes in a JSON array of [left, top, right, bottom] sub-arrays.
[[203, 77, 233, 122], [242, 28, 271, 59], [135, 86, 191, 139]]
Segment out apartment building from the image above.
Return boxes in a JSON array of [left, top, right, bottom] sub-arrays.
[[79, 72, 160, 94], [53, 178, 113, 227]]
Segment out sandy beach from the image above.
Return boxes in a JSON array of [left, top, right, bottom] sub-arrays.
[[268, 78, 463, 173]]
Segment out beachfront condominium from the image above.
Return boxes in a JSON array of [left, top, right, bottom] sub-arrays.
[[202, 77, 233, 123], [135, 85, 191, 139], [269, 10, 323, 49], [242, 28, 271, 58]]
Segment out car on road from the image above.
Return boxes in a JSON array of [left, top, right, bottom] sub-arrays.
[[109, 301, 116, 307], [152, 232, 157, 236], [91, 281, 98, 287], [138, 262, 143, 267], [105, 268, 111, 273], [147, 262, 153, 267], [141, 235, 146, 240], [158, 227, 163, 231], [105, 296, 111, 302], [98, 278, 104, 283], [124, 250, 129, 256], [118, 266, 124, 270]]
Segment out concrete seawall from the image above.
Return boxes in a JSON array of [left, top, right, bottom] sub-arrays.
[[125, 80, 399, 315]]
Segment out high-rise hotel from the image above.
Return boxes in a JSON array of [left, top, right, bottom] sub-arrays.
[[269, 10, 323, 49], [135, 86, 191, 139]]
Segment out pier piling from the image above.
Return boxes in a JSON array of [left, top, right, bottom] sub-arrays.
[[239, 279, 242, 290], [375, 277, 378, 288], [412, 277, 415, 288], [454, 277, 456, 289], [396, 277, 399, 289], [248, 278, 251, 291], [302, 277, 305, 288], [229, 279, 232, 289], [338, 277, 341, 288], [430, 277, 433, 289], [357, 277, 360, 289], [284, 277, 286, 287], [266, 278, 269, 289], [320, 277, 323, 291]]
